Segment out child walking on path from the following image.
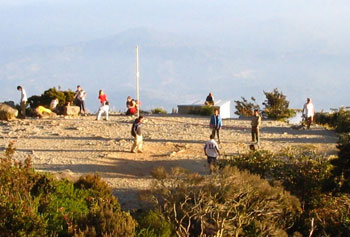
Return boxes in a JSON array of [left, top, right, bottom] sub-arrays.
[[131, 116, 144, 153], [204, 134, 220, 174], [210, 109, 222, 144]]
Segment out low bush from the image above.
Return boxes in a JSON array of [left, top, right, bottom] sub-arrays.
[[309, 193, 350, 236], [219, 147, 332, 209], [135, 210, 173, 237], [218, 147, 350, 236], [315, 108, 350, 133], [151, 107, 167, 114], [189, 105, 215, 116], [141, 166, 301, 236], [0, 142, 136, 236], [27, 87, 75, 114], [329, 133, 350, 193]]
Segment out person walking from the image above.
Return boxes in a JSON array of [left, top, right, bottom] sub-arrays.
[[74, 85, 87, 115], [17, 85, 27, 118], [303, 98, 315, 129], [251, 109, 262, 146], [131, 116, 144, 153], [210, 108, 222, 144], [204, 134, 220, 174]]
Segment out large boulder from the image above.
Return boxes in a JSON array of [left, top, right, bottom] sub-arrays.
[[63, 105, 80, 116], [0, 103, 18, 120]]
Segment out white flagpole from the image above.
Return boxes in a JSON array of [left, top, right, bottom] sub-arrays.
[[136, 46, 140, 117]]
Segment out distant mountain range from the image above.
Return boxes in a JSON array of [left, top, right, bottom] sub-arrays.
[[1, 27, 348, 113]]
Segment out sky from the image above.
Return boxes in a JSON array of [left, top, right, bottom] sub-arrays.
[[0, 0, 349, 111]]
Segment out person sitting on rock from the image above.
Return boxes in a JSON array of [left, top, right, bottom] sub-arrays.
[[50, 97, 59, 113], [204, 92, 214, 106]]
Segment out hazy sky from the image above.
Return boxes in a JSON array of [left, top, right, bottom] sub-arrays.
[[1, 0, 349, 111], [1, 0, 349, 50]]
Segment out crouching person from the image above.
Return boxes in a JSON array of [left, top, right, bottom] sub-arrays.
[[204, 134, 220, 174], [96, 101, 109, 121], [131, 116, 144, 153]]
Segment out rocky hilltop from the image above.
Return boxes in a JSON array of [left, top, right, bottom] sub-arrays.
[[0, 114, 337, 209]]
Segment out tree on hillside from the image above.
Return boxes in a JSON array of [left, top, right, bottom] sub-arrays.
[[234, 96, 260, 117], [263, 88, 295, 120]]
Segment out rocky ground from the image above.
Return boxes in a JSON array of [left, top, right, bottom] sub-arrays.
[[0, 114, 338, 210]]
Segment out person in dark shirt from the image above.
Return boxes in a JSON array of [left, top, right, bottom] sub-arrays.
[[205, 92, 214, 106]]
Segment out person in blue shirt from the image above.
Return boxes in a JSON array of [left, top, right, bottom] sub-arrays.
[[209, 108, 222, 144]]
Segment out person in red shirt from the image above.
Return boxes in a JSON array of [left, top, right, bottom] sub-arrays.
[[98, 90, 108, 105]]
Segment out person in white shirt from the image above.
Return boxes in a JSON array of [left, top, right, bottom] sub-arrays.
[[17, 85, 27, 118], [204, 134, 220, 174], [96, 101, 109, 121], [50, 97, 59, 112], [303, 98, 315, 129]]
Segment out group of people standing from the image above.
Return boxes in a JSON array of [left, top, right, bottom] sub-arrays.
[[203, 97, 314, 174]]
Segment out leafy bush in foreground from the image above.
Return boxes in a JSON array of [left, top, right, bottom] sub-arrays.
[[141, 166, 301, 237], [0, 142, 136, 236], [219, 147, 350, 236], [330, 133, 350, 193]]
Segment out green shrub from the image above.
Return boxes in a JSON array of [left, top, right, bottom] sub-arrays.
[[136, 210, 173, 237], [189, 105, 215, 116], [27, 87, 75, 114], [151, 107, 167, 114], [234, 96, 260, 117], [309, 193, 350, 236], [219, 147, 332, 208], [330, 133, 350, 193], [142, 166, 301, 237], [263, 88, 295, 120], [0, 142, 136, 236], [315, 108, 350, 133]]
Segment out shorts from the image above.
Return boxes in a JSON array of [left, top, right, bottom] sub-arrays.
[[207, 156, 217, 164]]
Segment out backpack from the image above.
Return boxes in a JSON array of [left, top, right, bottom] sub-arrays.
[[131, 119, 138, 137]]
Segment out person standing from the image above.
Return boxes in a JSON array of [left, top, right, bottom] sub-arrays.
[[98, 90, 107, 105], [17, 86, 27, 118], [204, 134, 220, 174], [131, 116, 144, 153], [303, 98, 315, 129], [74, 85, 87, 115], [251, 109, 262, 146], [210, 109, 222, 144]]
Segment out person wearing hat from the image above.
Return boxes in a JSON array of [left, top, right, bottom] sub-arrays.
[[251, 109, 261, 146]]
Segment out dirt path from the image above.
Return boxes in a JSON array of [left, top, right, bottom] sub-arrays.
[[0, 114, 338, 209]]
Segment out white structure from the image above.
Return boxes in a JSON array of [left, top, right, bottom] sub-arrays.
[[177, 100, 231, 118]]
